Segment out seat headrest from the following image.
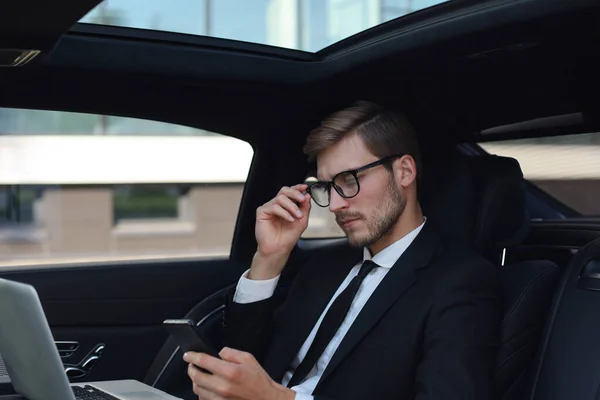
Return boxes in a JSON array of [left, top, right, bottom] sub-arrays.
[[468, 155, 530, 251], [420, 152, 529, 253]]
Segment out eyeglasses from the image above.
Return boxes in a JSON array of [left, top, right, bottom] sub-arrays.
[[306, 155, 403, 207]]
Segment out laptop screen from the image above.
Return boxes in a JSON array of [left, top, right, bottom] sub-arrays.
[[0, 278, 76, 400]]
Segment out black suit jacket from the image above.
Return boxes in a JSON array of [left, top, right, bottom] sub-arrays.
[[223, 222, 501, 400]]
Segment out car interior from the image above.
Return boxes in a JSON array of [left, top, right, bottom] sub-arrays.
[[1, 0, 600, 400]]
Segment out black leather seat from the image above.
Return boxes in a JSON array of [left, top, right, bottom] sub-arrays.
[[422, 153, 560, 400], [467, 155, 560, 400], [527, 237, 600, 400]]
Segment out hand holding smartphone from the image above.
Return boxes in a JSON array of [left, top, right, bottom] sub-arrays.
[[163, 319, 221, 360]]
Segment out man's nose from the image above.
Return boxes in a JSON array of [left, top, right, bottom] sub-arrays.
[[329, 188, 348, 212]]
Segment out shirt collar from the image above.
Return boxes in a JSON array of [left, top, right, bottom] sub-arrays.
[[362, 217, 427, 269]]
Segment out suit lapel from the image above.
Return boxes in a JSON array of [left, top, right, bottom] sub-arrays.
[[316, 223, 441, 388], [264, 248, 362, 381]]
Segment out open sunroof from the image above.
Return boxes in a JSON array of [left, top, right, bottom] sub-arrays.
[[78, 0, 451, 52]]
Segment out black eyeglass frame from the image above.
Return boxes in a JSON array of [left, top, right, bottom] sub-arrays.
[[306, 154, 404, 207]]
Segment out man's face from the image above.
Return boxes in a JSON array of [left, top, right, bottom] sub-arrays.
[[316, 134, 405, 248]]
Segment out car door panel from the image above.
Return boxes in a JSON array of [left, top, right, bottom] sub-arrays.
[[0, 258, 247, 390]]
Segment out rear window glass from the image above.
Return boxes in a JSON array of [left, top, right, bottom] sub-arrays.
[[479, 132, 600, 216]]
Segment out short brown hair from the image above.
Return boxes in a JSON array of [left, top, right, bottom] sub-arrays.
[[303, 100, 422, 175]]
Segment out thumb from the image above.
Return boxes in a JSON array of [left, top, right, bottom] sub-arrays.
[[219, 347, 259, 366]]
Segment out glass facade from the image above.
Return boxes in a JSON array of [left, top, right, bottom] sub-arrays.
[[79, 0, 450, 52]]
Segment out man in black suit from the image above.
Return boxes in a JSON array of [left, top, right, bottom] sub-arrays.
[[183, 101, 501, 399]]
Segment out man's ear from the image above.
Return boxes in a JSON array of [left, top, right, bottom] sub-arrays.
[[394, 155, 418, 188]]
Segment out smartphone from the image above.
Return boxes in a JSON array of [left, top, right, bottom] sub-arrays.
[[163, 319, 220, 359]]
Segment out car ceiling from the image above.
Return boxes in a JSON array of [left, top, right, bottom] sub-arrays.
[[0, 0, 599, 153]]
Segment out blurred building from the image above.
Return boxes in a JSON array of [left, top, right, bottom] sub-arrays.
[[0, 132, 342, 266]]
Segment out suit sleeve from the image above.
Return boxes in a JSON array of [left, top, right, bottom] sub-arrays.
[[415, 261, 501, 400], [221, 279, 284, 363], [221, 247, 315, 362]]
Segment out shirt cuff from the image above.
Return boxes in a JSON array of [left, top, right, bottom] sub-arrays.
[[232, 269, 280, 304], [292, 393, 314, 400]]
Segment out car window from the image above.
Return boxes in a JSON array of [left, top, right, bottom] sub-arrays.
[[80, 0, 451, 53], [479, 132, 600, 218], [0, 108, 253, 267]]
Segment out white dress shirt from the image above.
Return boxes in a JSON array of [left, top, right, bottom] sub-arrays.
[[233, 219, 426, 399]]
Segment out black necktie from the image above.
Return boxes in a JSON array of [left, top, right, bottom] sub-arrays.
[[286, 260, 379, 388]]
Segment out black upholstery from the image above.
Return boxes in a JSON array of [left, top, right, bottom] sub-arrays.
[[527, 238, 600, 400], [468, 155, 558, 400], [424, 152, 559, 400], [420, 150, 475, 245], [497, 260, 559, 400], [468, 155, 530, 254], [421, 153, 530, 254]]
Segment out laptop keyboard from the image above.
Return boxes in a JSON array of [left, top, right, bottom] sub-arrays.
[[72, 385, 120, 400]]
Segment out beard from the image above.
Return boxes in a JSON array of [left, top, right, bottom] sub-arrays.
[[335, 177, 405, 248]]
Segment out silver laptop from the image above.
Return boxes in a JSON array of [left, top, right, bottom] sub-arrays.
[[0, 278, 181, 400]]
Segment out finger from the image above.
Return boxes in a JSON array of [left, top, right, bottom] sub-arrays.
[[185, 351, 202, 361], [262, 204, 295, 222], [185, 352, 211, 376], [219, 347, 258, 366], [275, 194, 303, 218], [188, 363, 207, 385], [186, 352, 239, 380], [299, 193, 312, 215], [188, 363, 220, 391], [279, 186, 307, 204], [284, 184, 308, 195], [189, 363, 237, 399], [193, 382, 221, 400]]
